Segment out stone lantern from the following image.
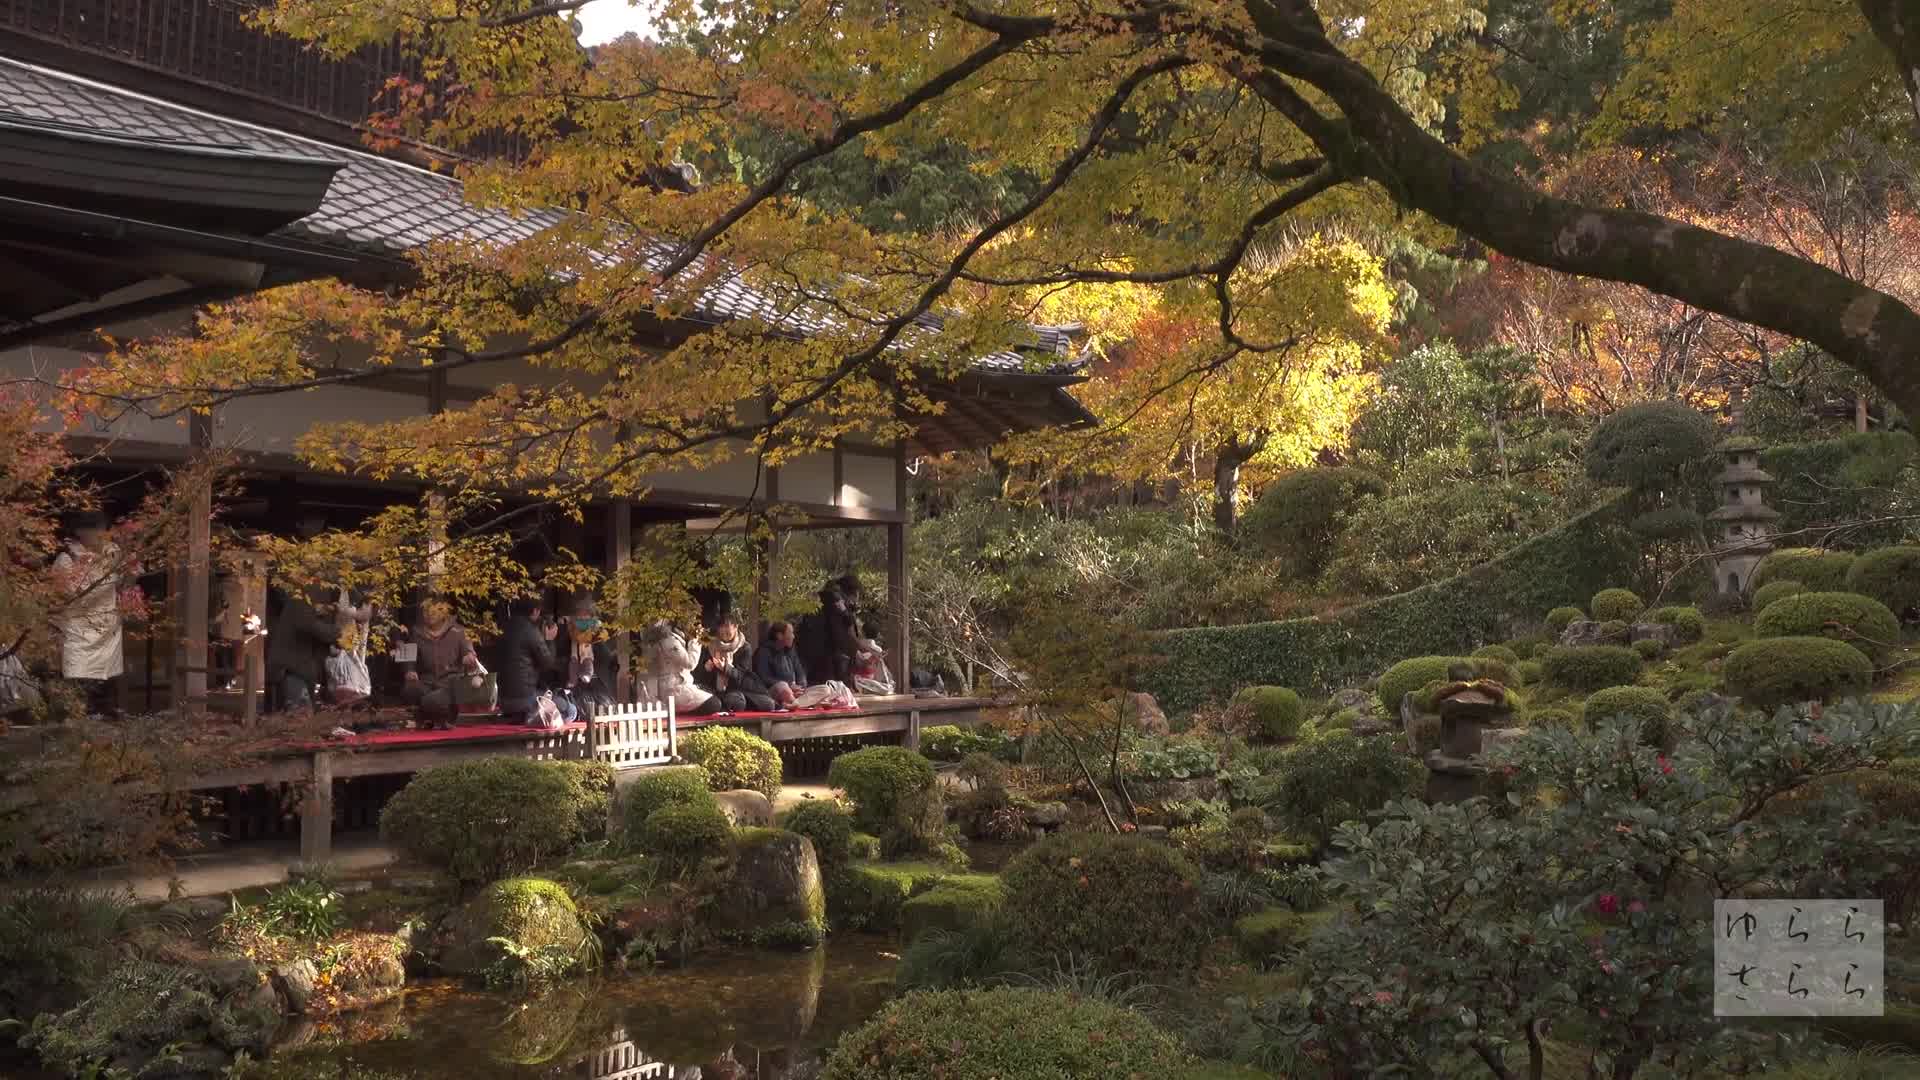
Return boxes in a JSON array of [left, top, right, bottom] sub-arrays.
[[1423, 663, 1519, 804], [1707, 437, 1779, 596]]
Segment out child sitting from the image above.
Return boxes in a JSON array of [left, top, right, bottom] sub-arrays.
[[850, 623, 895, 696]]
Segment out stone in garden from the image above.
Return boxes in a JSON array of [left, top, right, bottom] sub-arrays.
[[1143, 778, 1221, 802], [1478, 727, 1528, 759], [1024, 801, 1069, 829], [713, 788, 775, 827], [1121, 691, 1169, 736], [432, 877, 592, 977], [1399, 693, 1441, 756], [270, 959, 319, 1014], [202, 957, 263, 997], [709, 828, 826, 948], [1423, 675, 1517, 805], [1629, 622, 1678, 648], [1137, 825, 1171, 843], [1560, 619, 1628, 647]]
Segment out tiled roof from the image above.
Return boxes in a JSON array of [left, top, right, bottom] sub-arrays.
[[0, 56, 1081, 376]]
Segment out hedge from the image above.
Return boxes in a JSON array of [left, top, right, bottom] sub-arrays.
[[1647, 605, 1706, 643], [1723, 637, 1875, 709], [1539, 645, 1644, 693], [1582, 686, 1674, 748], [1847, 546, 1920, 615], [821, 988, 1193, 1079], [1143, 497, 1635, 713], [677, 726, 783, 800], [1754, 591, 1902, 662], [1752, 548, 1858, 593]]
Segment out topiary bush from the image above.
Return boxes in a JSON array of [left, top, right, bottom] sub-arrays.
[[1261, 732, 1425, 850], [1242, 466, 1386, 574], [1000, 833, 1212, 973], [1750, 579, 1804, 613], [1722, 637, 1875, 709], [1539, 645, 1643, 693], [1754, 591, 1902, 662], [1377, 656, 1470, 714], [1472, 644, 1519, 665], [1233, 685, 1305, 742], [1847, 545, 1920, 615], [550, 760, 616, 844], [1582, 685, 1676, 748], [828, 746, 938, 830], [619, 767, 716, 844], [821, 987, 1193, 1079], [1582, 401, 1716, 489], [1527, 706, 1579, 729], [1753, 547, 1857, 592], [1631, 638, 1666, 661], [1590, 588, 1646, 622], [777, 800, 855, 868], [1516, 660, 1544, 685], [1546, 607, 1584, 634], [1647, 605, 1706, 642], [380, 759, 586, 888], [635, 802, 733, 873], [677, 726, 784, 800]]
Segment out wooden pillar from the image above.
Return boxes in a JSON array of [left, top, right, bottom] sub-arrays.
[[886, 444, 911, 691], [180, 411, 214, 714], [425, 365, 450, 587], [608, 499, 632, 701], [300, 750, 334, 864]]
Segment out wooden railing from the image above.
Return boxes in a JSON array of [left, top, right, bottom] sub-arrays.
[[586, 699, 676, 768], [587, 1029, 678, 1079]]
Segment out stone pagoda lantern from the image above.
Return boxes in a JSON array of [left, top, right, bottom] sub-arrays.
[[1707, 437, 1779, 596], [1423, 663, 1519, 804]]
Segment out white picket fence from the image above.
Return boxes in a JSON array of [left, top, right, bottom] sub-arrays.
[[587, 1028, 677, 1079], [585, 699, 677, 768]]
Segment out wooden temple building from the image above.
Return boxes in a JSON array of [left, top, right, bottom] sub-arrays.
[[0, 1, 1089, 854]]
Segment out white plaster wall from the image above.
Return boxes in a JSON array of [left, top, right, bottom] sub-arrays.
[[839, 451, 897, 511], [781, 450, 835, 506]]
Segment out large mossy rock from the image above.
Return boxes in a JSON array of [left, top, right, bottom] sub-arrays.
[[24, 960, 282, 1080], [825, 860, 955, 931], [900, 874, 1005, 941], [710, 828, 827, 949], [433, 877, 592, 978]]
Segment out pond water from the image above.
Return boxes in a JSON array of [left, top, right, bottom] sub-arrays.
[[264, 936, 898, 1080]]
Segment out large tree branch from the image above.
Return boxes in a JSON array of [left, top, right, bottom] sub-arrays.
[[1228, 1, 1920, 415], [1858, 0, 1920, 138]]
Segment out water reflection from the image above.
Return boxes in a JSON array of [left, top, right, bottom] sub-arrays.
[[267, 936, 897, 1080]]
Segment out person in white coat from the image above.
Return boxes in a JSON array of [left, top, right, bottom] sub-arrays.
[[641, 620, 724, 716], [52, 514, 128, 717]]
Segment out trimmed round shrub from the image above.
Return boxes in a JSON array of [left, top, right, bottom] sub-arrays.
[[1582, 401, 1715, 488], [778, 799, 855, 868], [1631, 638, 1667, 660], [1590, 588, 1646, 622], [550, 760, 616, 844], [1753, 548, 1857, 592], [1582, 685, 1675, 748], [821, 987, 1192, 1079], [1847, 545, 1920, 615], [636, 802, 733, 871], [1723, 637, 1874, 709], [620, 767, 717, 842], [1472, 644, 1520, 665], [1263, 731, 1424, 850], [1528, 706, 1580, 729], [1539, 645, 1643, 692], [1242, 466, 1386, 572], [1377, 656, 1470, 714], [380, 759, 584, 887], [1754, 591, 1901, 662], [1647, 605, 1706, 643], [1546, 607, 1584, 634], [1233, 685, 1304, 742], [1516, 660, 1545, 685], [828, 746, 938, 830], [1597, 619, 1631, 641], [677, 726, 784, 800], [1751, 579, 1806, 614], [1000, 833, 1211, 973]]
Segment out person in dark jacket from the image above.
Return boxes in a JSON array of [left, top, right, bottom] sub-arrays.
[[800, 575, 863, 684], [267, 585, 339, 712], [497, 597, 560, 722], [754, 621, 807, 709], [695, 613, 776, 712]]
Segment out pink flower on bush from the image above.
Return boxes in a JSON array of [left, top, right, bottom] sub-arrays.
[[1600, 960, 1616, 975], [1656, 755, 1673, 775], [1595, 893, 1621, 916], [1628, 899, 1647, 915], [1373, 991, 1394, 1005]]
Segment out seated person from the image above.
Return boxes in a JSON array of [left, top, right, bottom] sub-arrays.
[[266, 585, 338, 713], [403, 598, 479, 729], [642, 619, 724, 716], [498, 596, 563, 723], [753, 620, 808, 709], [695, 613, 776, 712], [850, 622, 895, 696], [565, 599, 618, 712]]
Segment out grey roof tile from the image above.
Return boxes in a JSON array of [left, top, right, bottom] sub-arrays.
[[0, 57, 1081, 377]]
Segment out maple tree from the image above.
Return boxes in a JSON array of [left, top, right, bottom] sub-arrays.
[[35, 0, 1920, 612]]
